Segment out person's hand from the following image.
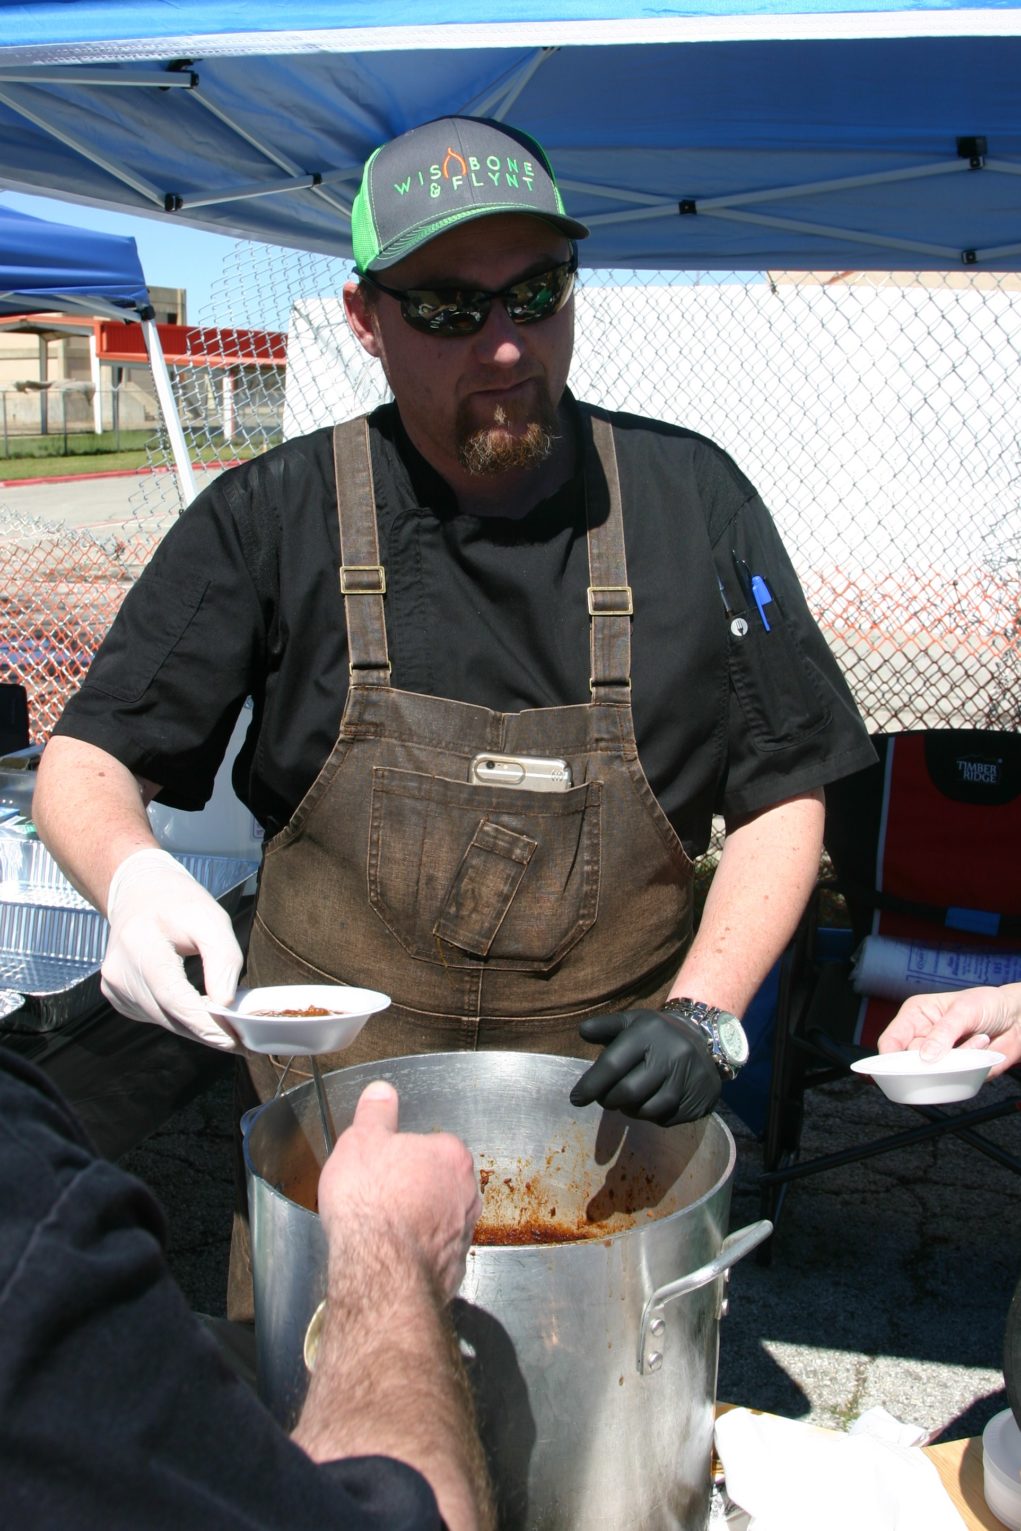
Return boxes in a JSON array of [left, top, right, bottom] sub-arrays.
[[318, 1080, 482, 1301], [101, 848, 242, 1049], [569, 1008, 722, 1126], [878, 985, 1021, 1075]]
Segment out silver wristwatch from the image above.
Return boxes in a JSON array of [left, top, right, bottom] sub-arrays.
[[662, 997, 749, 1082]]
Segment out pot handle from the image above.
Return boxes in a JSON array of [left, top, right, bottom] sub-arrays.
[[636, 1219, 772, 1375]]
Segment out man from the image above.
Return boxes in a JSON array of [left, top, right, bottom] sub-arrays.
[[0, 1047, 492, 1529], [34, 115, 875, 1133]]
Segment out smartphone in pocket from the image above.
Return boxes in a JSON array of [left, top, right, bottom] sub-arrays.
[[468, 753, 573, 792]]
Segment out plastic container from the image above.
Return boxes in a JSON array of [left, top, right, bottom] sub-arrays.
[[983, 1407, 1021, 1529], [0, 744, 42, 821]]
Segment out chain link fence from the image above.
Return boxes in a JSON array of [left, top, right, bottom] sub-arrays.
[[0, 507, 160, 737], [2, 242, 1019, 745], [0, 382, 158, 455]]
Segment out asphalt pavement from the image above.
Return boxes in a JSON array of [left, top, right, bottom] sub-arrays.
[[0, 464, 225, 530]]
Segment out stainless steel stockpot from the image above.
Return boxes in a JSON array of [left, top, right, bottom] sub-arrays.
[[244, 1051, 769, 1531]]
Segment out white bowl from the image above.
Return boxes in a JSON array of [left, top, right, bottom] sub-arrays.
[[207, 984, 390, 1055], [850, 1047, 1005, 1105], [983, 1407, 1021, 1530]]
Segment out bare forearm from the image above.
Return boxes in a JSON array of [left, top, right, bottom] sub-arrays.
[[292, 1241, 493, 1531], [671, 789, 824, 1014], [33, 736, 161, 913]]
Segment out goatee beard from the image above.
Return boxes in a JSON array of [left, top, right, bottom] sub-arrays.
[[456, 397, 559, 476]]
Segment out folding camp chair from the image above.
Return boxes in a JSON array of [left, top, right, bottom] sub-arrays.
[[0, 682, 29, 755], [759, 729, 1021, 1253]]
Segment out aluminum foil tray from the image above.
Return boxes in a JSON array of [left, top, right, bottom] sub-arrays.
[[0, 839, 258, 1033], [0, 989, 24, 1022]]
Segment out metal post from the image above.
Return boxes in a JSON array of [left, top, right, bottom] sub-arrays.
[[1, 392, 7, 458], [142, 315, 198, 506], [112, 377, 120, 450], [38, 335, 48, 437], [89, 331, 103, 435], [61, 388, 68, 454]]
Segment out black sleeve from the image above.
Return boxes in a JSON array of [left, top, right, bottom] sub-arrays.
[[0, 1048, 441, 1531], [50, 471, 267, 812], [707, 458, 876, 821]]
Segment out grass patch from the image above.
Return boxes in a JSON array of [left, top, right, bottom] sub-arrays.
[[0, 428, 152, 459], [0, 449, 151, 478], [0, 433, 280, 480]]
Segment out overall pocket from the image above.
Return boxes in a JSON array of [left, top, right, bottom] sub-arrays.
[[368, 767, 602, 971]]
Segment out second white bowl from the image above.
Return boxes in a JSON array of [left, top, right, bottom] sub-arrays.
[[850, 1047, 1005, 1105]]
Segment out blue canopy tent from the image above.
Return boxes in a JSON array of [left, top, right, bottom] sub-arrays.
[[0, 203, 150, 318], [0, 1, 1018, 272], [0, 201, 196, 496]]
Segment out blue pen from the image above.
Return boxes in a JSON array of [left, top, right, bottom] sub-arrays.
[[750, 574, 774, 632]]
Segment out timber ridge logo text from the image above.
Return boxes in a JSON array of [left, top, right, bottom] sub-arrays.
[[956, 755, 1001, 786], [393, 147, 538, 199]]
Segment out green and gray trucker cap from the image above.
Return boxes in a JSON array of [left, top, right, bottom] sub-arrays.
[[351, 116, 589, 274]]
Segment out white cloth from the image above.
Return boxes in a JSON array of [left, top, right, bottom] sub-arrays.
[[851, 934, 1021, 1002], [714, 1407, 967, 1531]]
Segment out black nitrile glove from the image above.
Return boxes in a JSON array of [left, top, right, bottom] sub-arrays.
[[569, 1008, 722, 1127]]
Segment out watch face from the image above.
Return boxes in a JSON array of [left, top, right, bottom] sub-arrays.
[[718, 1014, 749, 1068]]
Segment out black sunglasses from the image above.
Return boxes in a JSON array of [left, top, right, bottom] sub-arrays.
[[361, 251, 578, 338]]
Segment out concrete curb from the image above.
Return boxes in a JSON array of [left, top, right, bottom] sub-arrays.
[[0, 461, 242, 489]]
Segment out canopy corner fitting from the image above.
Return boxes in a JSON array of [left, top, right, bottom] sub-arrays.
[[957, 136, 987, 170], [678, 199, 697, 216]]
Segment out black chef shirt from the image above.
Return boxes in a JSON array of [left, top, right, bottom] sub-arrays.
[[0, 1046, 442, 1530], [54, 396, 874, 856]]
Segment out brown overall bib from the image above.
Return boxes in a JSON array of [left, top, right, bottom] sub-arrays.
[[229, 412, 694, 1315]]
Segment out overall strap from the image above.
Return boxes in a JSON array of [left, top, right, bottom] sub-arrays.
[[585, 414, 633, 703], [333, 417, 391, 684]]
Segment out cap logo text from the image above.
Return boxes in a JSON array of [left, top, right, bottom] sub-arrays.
[[392, 153, 537, 200]]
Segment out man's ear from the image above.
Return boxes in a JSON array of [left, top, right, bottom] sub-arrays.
[[343, 280, 382, 358]]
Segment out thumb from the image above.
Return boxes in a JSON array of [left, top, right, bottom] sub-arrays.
[[353, 1079, 399, 1133], [918, 1029, 953, 1063], [191, 926, 243, 1007]]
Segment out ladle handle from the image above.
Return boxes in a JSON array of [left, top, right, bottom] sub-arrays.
[[636, 1219, 772, 1375], [310, 1056, 337, 1154]]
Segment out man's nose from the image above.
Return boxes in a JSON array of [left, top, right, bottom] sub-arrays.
[[472, 300, 528, 362]]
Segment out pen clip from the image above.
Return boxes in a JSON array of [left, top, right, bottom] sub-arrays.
[[731, 550, 754, 605], [750, 574, 774, 632]]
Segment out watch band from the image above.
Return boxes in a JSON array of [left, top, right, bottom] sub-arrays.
[[661, 996, 747, 1082]]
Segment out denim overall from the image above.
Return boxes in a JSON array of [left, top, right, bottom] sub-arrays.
[[244, 410, 694, 1084], [229, 411, 696, 1313]]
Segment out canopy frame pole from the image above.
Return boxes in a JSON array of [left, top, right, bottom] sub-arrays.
[[474, 46, 557, 121], [700, 208, 965, 261], [190, 91, 354, 218], [581, 197, 970, 259], [696, 158, 973, 211], [169, 173, 326, 210], [0, 87, 166, 204], [567, 158, 974, 222], [0, 67, 197, 88], [141, 315, 199, 508]]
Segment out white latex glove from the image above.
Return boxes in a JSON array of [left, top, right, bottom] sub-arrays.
[[101, 848, 243, 1049]]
